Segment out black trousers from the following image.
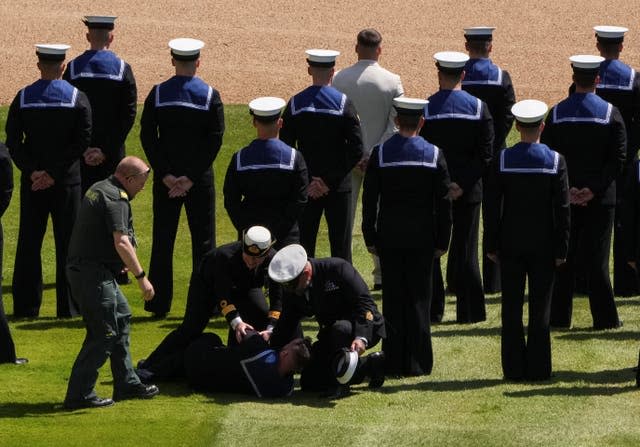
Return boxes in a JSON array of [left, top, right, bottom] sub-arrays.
[[613, 167, 639, 296], [433, 201, 485, 323], [482, 186, 501, 294], [379, 247, 434, 376], [146, 181, 215, 315], [141, 273, 267, 379], [551, 204, 620, 329], [184, 333, 254, 394], [299, 191, 352, 263], [0, 220, 17, 363], [500, 251, 555, 380], [12, 181, 79, 318]]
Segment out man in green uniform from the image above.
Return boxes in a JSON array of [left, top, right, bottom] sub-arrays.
[[64, 156, 159, 409]]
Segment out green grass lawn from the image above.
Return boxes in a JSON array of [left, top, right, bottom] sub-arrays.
[[0, 105, 639, 447]]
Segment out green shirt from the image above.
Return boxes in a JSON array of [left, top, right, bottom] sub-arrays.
[[67, 176, 136, 272]]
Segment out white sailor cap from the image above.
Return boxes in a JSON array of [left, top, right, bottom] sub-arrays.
[[334, 348, 359, 385], [434, 51, 469, 72], [268, 244, 308, 283], [169, 38, 204, 61], [393, 97, 428, 116], [594, 25, 628, 43], [306, 49, 340, 67], [570, 54, 604, 73], [243, 226, 275, 257], [82, 15, 117, 30], [511, 99, 548, 126], [35, 44, 70, 61], [249, 97, 286, 122], [464, 26, 496, 41]]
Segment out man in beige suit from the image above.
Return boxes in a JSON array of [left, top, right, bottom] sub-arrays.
[[333, 29, 404, 289]]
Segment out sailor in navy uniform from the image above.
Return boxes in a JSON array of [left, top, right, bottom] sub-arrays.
[[184, 332, 310, 398], [137, 227, 283, 381], [280, 49, 364, 263], [63, 15, 137, 194], [541, 55, 626, 330], [268, 244, 386, 399], [420, 51, 494, 323], [485, 100, 570, 380], [5, 44, 91, 318], [362, 97, 451, 376], [592, 26, 640, 296], [462, 27, 516, 294], [141, 38, 225, 317], [224, 97, 308, 247]]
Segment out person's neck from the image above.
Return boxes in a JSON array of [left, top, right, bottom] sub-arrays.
[[312, 77, 330, 87], [574, 85, 595, 94], [519, 134, 540, 144], [398, 129, 418, 138], [89, 44, 108, 51], [40, 72, 61, 81], [175, 69, 196, 77], [439, 82, 461, 91], [468, 52, 489, 59], [256, 128, 278, 140]]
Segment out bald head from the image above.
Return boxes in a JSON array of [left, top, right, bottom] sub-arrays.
[[116, 156, 148, 178]]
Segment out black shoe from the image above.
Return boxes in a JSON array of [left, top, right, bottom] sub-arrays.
[[64, 396, 114, 410], [372, 283, 382, 291], [150, 312, 167, 320], [113, 383, 159, 401], [367, 352, 385, 389], [322, 384, 351, 400], [14, 357, 28, 365]]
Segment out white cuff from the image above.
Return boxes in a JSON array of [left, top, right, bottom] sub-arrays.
[[230, 317, 243, 330]]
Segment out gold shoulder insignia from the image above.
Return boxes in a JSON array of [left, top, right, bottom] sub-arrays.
[[366, 311, 373, 321], [120, 190, 129, 200], [85, 189, 98, 203]]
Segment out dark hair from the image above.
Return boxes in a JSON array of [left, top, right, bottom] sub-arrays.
[[397, 114, 422, 130], [573, 72, 598, 89], [466, 40, 491, 53], [288, 338, 312, 372], [357, 29, 382, 48]]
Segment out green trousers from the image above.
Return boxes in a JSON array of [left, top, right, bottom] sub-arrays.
[[65, 263, 140, 402]]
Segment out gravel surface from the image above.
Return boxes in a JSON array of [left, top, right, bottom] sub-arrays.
[[1, 1, 639, 107]]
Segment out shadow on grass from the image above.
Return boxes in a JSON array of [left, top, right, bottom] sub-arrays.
[[380, 378, 504, 394], [13, 317, 85, 330], [503, 368, 637, 397], [556, 329, 639, 341], [202, 391, 337, 408], [432, 326, 501, 338], [0, 402, 69, 418], [1, 283, 56, 294]]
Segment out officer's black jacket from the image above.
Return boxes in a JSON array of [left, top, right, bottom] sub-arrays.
[[196, 242, 282, 328], [272, 258, 385, 348]]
